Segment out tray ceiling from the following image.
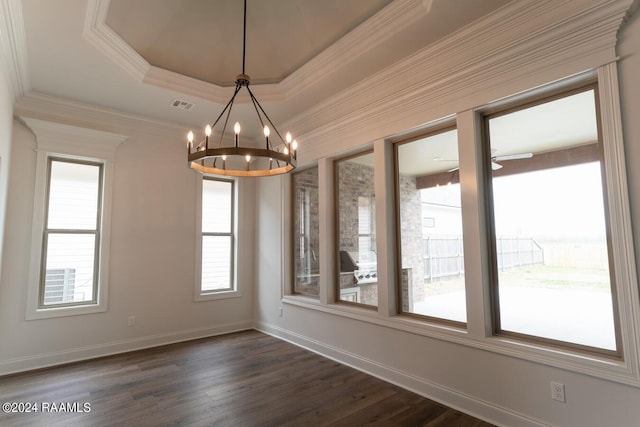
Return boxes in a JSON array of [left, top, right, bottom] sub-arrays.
[[18, 0, 513, 131], [106, 0, 393, 86]]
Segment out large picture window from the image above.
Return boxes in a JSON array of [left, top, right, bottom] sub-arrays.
[[484, 84, 621, 355], [292, 167, 320, 297], [395, 128, 466, 323], [336, 152, 377, 307], [40, 158, 103, 307], [201, 177, 235, 293]]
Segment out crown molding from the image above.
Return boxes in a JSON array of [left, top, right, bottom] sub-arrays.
[[82, 0, 283, 103], [15, 91, 187, 138], [22, 117, 127, 160], [278, 0, 429, 98], [0, 0, 30, 102], [287, 0, 634, 164], [82, 0, 430, 104], [142, 65, 285, 104], [83, 0, 149, 82]]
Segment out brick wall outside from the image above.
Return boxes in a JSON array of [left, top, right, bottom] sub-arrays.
[[398, 173, 426, 310], [336, 159, 377, 305], [292, 159, 426, 308]]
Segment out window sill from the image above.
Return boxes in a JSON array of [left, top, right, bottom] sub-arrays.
[[282, 295, 468, 339], [195, 289, 242, 302], [26, 303, 107, 320]]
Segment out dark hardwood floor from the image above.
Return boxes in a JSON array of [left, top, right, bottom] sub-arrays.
[[0, 330, 494, 426]]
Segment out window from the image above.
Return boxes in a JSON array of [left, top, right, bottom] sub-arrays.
[[40, 158, 103, 308], [282, 67, 638, 382], [484, 84, 621, 355], [395, 128, 466, 323], [25, 119, 123, 320], [200, 177, 235, 294], [336, 152, 377, 307], [292, 167, 320, 297]]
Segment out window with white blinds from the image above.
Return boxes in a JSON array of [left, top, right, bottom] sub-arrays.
[[40, 158, 103, 307], [201, 178, 234, 292]]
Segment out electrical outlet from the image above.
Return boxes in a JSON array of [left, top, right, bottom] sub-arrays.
[[127, 315, 136, 327], [551, 381, 565, 403], [278, 307, 283, 317]]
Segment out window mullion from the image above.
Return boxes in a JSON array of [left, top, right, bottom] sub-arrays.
[[457, 110, 494, 338], [374, 138, 396, 317]]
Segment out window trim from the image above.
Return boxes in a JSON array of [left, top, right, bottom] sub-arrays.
[[25, 118, 125, 320], [592, 64, 639, 373], [194, 175, 240, 302]]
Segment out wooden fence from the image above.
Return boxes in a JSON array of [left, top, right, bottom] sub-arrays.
[[423, 236, 544, 281]]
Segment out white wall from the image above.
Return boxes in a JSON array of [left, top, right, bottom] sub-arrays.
[[0, 116, 256, 374], [0, 52, 13, 282], [254, 3, 640, 427]]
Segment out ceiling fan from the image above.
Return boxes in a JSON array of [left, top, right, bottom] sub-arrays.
[[433, 150, 533, 172]]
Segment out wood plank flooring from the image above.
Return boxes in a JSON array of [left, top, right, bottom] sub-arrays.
[[0, 330, 495, 426]]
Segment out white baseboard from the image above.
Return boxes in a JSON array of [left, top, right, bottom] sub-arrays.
[[255, 320, 547, 427], [0, 321, 252, 376]]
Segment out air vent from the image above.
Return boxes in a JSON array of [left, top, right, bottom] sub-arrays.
[[170, 99, 195, 111]]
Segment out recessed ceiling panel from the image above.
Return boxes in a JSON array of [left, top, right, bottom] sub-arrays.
[[106, 0, 393, 86]]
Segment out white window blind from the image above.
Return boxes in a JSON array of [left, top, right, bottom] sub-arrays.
[[201, 178, 234, 292]]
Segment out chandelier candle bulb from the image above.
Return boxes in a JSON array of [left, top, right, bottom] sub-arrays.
[[234, 122, 240, 147], [264, 126, 270, 149], [187, 131, 194, 153], [286, 132, 294, 156], [205, 124, 212, 148]]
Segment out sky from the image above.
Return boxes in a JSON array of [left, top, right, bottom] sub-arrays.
[[492, 162, 607, 241]]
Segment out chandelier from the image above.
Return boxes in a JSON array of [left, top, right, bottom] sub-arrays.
[[186, 0, 297, 177]]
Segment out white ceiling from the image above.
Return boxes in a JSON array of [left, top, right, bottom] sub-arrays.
[[358, 90, 599, 177], [19, 0, 513, 139]]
